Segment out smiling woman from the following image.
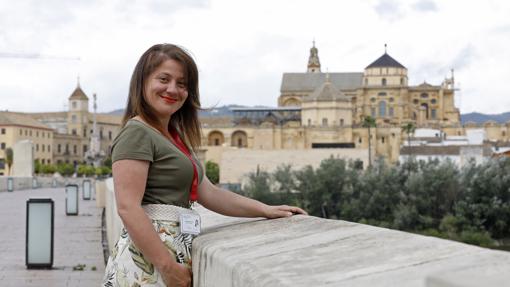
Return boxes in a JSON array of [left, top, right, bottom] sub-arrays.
[[102, 44, 307, 287]]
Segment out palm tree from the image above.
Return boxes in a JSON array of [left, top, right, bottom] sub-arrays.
[[362, 116, 376, 168], [401, 122, 416, 174], [401, 122, 416, 158], [5, 148, 13, 176]]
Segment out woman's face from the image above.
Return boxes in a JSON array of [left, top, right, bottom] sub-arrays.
[[144, 58, 188, 121]]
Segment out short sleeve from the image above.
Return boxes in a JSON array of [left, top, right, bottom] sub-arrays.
[[111, 123, 154, 163]]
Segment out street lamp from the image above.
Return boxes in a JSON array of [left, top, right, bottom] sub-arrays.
[[7, 177, 13, 192], [82, 179, 91, 200], [65, 184, 79, 216], [26, 198, 54, 269]]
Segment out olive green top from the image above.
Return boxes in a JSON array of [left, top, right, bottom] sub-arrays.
[[111, 119, 204, 207]]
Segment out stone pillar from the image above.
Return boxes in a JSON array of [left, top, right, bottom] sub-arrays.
[[12, 140, 34, 177]]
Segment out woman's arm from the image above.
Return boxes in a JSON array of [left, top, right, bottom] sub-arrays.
[[197, 175, 307, 218], [113, 159, 190, 286]]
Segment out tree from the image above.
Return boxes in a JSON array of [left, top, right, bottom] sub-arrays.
[[5, 147, 13, 175], [362, 116, 376, 168], [205, 161, 220, 184], [34, 159, 41, 174]]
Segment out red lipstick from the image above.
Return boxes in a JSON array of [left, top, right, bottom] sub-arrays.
[[161, 96, 177, 104]]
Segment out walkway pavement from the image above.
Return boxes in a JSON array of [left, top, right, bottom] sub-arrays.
[[0, 187, 105, 286]]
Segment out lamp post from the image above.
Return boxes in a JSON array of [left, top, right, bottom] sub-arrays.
[[7, 177, 14, 192], [82, 179, 91, 200], [65, 184, 79, 216], [26, 198, 54, 269]]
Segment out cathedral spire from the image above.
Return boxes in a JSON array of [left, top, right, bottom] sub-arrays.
[[307, 40, 321, 73]]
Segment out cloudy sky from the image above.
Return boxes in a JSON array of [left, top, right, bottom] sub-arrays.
[[1, 0, 509, 114]]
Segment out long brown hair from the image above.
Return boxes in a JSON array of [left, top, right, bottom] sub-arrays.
[[122, 44, 202, 151]]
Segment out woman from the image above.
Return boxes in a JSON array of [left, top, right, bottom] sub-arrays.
[[103, 44, 307, 287]]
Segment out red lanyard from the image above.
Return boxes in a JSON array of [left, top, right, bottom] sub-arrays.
[[169, 129, 199, 203]]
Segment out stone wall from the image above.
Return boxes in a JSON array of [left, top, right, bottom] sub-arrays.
[[219, 148, 368, 184]]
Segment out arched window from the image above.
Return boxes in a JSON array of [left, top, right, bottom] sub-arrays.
[[322, 118, 328, 126], [400, 77, 404, 85], [307, 119, 311, 126], [231, 130, 248, 148], [365, 78, 368, 85], [382, 78, 387, 86], [389, 107, 394, 117], [340, 119, 344, 126], [379, 101, 387, 117], [208, 131, 225, 146]]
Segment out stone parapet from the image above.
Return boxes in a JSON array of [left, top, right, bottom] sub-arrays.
[[103, 178, 510, 287]]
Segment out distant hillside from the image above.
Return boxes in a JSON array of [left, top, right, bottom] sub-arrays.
[[108, 107, 510, 124], [461, 112, 510, 124], [107, 109, 124, 116]]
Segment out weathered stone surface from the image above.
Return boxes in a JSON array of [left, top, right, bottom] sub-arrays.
[[192, 207, 510, 287], [12, 140, 34, 177]]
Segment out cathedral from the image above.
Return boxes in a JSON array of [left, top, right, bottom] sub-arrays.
[[201, 43, 465, 164]]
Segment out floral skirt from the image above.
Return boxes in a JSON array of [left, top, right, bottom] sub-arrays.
[[102, 220, 195, 287]]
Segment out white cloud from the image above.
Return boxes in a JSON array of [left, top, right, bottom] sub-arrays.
[[0, 0, 509, 114]]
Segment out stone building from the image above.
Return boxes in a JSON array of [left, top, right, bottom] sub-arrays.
[[0, 82, 121, 175], [200, 43, 508, 178], [0, 112, 54, 175]]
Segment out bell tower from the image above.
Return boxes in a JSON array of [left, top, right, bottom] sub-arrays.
[[307, 40, 321, 73]]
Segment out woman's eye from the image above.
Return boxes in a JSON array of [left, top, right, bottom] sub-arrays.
[[177, 82, 186, 89], [159, 77, 169, 83]]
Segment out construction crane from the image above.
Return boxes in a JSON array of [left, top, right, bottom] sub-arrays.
[[0, 52, 80, 61]]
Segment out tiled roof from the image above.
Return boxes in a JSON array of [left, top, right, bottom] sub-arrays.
[[366, 53, 406, 69], [69, 86, 89, 100], [95, 114, 122, 125], [280, 72, 363, 92], [303, 77, 350, 102], [0, 111, 52, 130]]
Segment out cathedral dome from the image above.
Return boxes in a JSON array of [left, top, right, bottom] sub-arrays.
[[366, 52, 406, 69], [303, 75, 350, 102]]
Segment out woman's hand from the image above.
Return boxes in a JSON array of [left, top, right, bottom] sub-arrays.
[[263, 205, 308, 219], [160, 261, 192, 287]]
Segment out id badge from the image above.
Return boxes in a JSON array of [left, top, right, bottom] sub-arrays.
[[180, 213, 201, 235]]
